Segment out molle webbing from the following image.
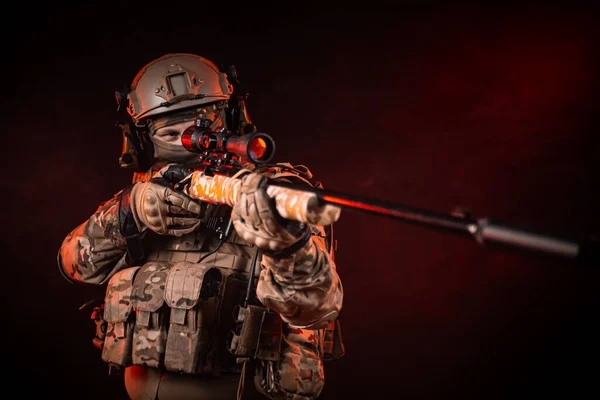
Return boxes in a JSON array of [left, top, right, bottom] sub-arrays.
[[100, 261, 251, 376], [145, 230, 260, 276]]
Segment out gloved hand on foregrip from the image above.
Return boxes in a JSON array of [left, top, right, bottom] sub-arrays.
[[130, 181, 202, 237], [232, 172, 310, 253]]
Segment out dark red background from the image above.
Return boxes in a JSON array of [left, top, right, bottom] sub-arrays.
[[4, 4, 599, 399]]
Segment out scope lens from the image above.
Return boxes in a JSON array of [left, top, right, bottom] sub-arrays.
[[248, 137, 268, 161]]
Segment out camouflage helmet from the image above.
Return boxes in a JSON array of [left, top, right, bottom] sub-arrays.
[[127, 53, 234, 123]]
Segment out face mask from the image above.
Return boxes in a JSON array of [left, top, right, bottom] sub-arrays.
[[150, 136, 200, 163]]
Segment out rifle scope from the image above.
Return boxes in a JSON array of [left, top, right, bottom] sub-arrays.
[[181, 127, 276, 164]]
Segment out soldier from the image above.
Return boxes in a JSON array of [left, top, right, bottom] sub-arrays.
[[57, 53, 344, 400]]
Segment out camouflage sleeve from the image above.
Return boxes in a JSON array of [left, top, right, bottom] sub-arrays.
[[256, 225, 343, 330], [58, 191, 130, 285]]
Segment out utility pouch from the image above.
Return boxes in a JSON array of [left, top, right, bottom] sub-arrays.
[[228, 305, 282, 361], [131, 261, 170, 368], [163, 262, 222, 375], [101, 266, 140, 367], [322, 318, 345, 361]]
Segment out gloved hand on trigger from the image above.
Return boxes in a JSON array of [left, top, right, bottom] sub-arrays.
[[232, 172, 310, 253], [130, 181, 202, 237]]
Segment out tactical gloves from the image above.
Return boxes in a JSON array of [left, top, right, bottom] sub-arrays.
[[232, 172, 310, 255], [130, 181, 202, 237]]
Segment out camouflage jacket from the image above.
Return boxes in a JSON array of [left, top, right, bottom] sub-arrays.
[[58, 163, 343, 330]]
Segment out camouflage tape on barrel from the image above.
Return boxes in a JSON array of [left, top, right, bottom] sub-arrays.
[[185, 171, 341, 226]]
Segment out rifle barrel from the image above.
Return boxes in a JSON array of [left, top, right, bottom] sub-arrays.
[[267, 181, 598, 268]]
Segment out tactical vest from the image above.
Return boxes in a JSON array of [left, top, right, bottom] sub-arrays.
[[99, 163, 344, 390]]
